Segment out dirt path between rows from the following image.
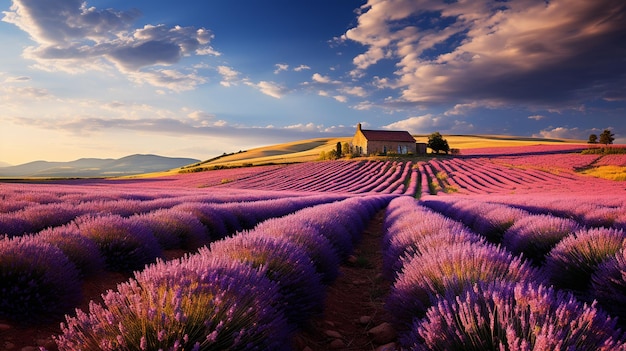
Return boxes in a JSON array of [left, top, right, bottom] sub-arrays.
[[293, 210, 395, 351]]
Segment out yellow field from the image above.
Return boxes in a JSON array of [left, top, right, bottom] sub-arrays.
[[128, 134, 586, 178]]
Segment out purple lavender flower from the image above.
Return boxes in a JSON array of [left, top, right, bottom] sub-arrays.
[[501, 214, 580, 264], [0, 212, 32, 238], [546, 227, 626, 292], [591, 248, 626, 322], [133, 209, 209, 250], [206, 233, 325, 327], [0, 236, 81, 323], [74, 214, 162, 273], [472, 205, 528, 243], [37, 224, 105, 278], [386, 241, 546, 332], [172, 202, 231, 239], [254, 218, 341, 284], [55, 256, 291, 350], [404, 281, 626, 351]]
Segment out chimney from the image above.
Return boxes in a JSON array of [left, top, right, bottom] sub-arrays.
[[357, 123, 362, 131]]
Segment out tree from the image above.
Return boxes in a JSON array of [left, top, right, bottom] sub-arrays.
[[342, 142, 350, 156], [428, 132, 450, 154], [336, 142, 342, 158], [599, 129, 615, 146], [588, 134, 598, 144]]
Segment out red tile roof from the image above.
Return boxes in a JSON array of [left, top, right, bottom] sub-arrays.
[[360, 129, 416, 142]]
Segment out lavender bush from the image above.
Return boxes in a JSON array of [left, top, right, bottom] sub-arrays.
[[545, 227, 626, 292], [37, 225, 105, 278], [0, 212, 32, 238], [501, 214, 580, 264], [0, 236, 81, 323], [206, 234, 324, 327], [55, 256, 291, 351], [404, 281, 626, 351], [253, 219, 341, 283], [75, 214, 162, 273], [386, 241, 546, 332], [133, 209, 209, 250], [172, 202, 231, 239], [383, 230, 483, 281], [591, 248, 626, 323]]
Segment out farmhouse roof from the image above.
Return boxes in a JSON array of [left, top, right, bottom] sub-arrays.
[[360, 129, 416, 143]]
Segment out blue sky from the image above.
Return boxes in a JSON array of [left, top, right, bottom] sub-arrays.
[[1, 0, 625, 165]]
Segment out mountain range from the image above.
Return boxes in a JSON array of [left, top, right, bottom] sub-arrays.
[[0, 154, 200, 178]]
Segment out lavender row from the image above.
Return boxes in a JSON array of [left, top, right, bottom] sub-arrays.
[[1, 188, 348, 237], [53, 195, 392, 350], [217, 160, 419, 195], [0, 194, 348, 324], [381, 197, 626, 350], [421, 196, 626, 327], [424, 156, 625, 195]]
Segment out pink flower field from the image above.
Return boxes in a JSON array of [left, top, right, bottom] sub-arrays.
[[1, 143, 626, 350]]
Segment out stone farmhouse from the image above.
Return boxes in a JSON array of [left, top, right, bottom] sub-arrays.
[[351, 124, 426, 156]]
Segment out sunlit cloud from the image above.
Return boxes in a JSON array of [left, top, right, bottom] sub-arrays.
[[293, 64, 311, 72], [274, 63, 289, 74], [2, 0, 218, 91], [342, 0, 626, 108], [245, 80, 287, 99]]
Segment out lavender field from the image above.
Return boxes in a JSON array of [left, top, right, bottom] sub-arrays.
[[2, 144, 626, 350]]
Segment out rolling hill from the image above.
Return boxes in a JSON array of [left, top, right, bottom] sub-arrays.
[[0, 154, 199, 178]]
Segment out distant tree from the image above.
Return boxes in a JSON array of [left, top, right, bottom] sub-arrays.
[[342, 142, 350, 156], [336, 142, 342, 158], [599, 129, 615, 146], [588, 134, 598, 144], [428, 132, 450, 154]]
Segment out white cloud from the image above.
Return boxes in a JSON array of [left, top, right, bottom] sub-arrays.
[[274, 63, 289, 74], [2, 0, 217, 90], [294, 64, 311, 72], [311, 73, 340, 84], [333, 95, 348, 103], [245, 80, 287, 99], [528, 115, 545, 121], [383, 114, 440, 133], [341, 86, 368, 97], [533, 127, 583, 140], [217, 65, 240, 87]]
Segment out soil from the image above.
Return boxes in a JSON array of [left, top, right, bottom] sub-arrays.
[[0, 211, 393, 351]]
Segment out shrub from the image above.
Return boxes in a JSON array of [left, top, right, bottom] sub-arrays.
[[545, 228, 626, 292], [383, 229, 483, 281], [386, 241, 546, 332], [37, 225, 105, 278], [0, 236, 81, 323], [56, 256, 291, 351], [133, 209, 209, 250], [75, 214, 162, 273], [0, 213, 32, 238], [472, 206, 528, 243], [206, 234, 324, 327], [404, 281, 626, 351], [502, 215, 580, 264], [253, 219, 340, 284], [591, 248, 626, 322], [172, 202, 230, 239], [18, 203, 82, 232]]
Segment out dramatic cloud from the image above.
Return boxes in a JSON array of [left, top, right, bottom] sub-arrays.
[[2, 0, 218, 90], [342, 0, 626, 108]]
